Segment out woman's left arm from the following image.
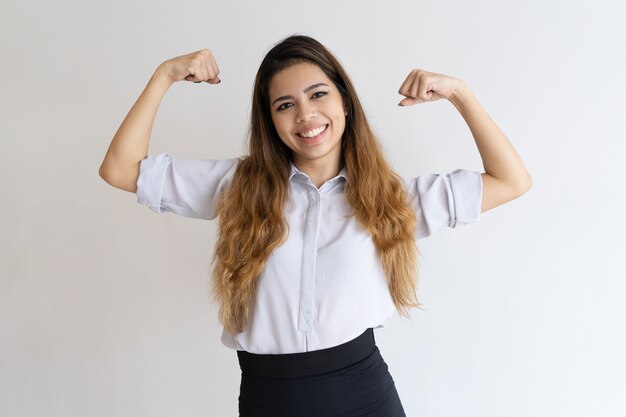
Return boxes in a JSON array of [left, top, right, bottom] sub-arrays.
[[398, 69, 533, 213]]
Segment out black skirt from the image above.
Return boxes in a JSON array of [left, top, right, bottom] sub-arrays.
[[236, 328, 407, 417]]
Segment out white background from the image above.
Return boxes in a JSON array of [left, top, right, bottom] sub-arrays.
[[1, 0, 625, 416]]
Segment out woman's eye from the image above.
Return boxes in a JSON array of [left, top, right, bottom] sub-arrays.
[[312, 91, 327, 99], [277, 102, 292, 111]]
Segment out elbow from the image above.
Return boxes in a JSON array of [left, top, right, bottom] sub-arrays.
[[515, 175, 533, 196], [98, 163, 121, 188], [98, 163, 139, 193], [98, 165, 109, 182], [99, 164, 114, 185]]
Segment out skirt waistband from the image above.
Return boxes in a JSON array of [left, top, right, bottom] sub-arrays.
[[236, 328, 376, 379]]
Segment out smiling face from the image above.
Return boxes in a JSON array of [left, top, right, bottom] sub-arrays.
[[268, 62, 347, 173]]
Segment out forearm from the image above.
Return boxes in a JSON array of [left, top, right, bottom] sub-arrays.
[[99, 65, 174, 187], [449, 83, 532, 192]]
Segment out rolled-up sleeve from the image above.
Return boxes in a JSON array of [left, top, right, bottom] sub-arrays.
[[136, 153, 241, 220], [404, 169, 483, 240]]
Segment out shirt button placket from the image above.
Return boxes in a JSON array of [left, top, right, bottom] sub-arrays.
[[298, 184, 321, 339]]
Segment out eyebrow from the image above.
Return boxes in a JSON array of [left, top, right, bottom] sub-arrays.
[[271, 83, 330, 106]]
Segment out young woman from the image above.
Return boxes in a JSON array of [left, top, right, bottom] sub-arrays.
[[100, 35, 532, 417]]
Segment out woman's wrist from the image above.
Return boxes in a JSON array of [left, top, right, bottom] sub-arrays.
[[449, 81, 481, 115], [449, 80, 472, 106], [152, 63, 176, 87]]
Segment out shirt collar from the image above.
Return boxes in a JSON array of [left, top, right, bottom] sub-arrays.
[[289, 162, 348, 183]]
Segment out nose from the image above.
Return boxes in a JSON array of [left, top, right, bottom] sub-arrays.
[[296, 101, 317, 123]]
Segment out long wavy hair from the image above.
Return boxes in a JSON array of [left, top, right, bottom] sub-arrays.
[[210, 35, 423, 334]]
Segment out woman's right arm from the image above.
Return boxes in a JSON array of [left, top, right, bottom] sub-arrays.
[[98, 49, 221, 193]]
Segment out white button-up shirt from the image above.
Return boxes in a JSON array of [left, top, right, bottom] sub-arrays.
[[136, 153, 483, 354]]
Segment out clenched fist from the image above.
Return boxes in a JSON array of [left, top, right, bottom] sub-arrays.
[[160, 49, 221, 84], [398, 69, 464, 106]]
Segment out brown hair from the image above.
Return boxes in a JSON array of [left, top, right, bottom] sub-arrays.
[[210, 35, 422, 333]]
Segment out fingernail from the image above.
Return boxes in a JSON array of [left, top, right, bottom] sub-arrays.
[[398, 103, 404, 106], [217, 79, 221, 84]]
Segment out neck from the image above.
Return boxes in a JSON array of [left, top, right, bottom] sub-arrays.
[[293, 157, 341, 189]]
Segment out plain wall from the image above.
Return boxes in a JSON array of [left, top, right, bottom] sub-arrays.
[[1, 0, 625, 416]]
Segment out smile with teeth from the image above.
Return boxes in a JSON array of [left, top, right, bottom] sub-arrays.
[[298, 124, 328, 138]]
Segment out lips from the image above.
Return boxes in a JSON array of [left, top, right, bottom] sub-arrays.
[[297, 124, 328, 138]]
